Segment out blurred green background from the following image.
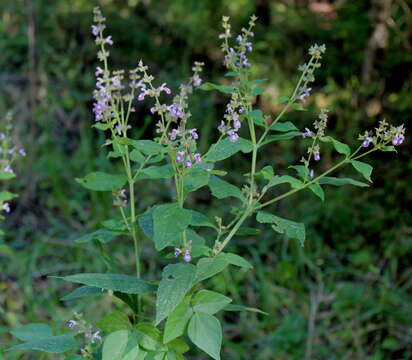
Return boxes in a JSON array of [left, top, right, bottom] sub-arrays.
[[0, 0, 411, 359]]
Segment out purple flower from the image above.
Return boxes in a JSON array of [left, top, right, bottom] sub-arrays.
[[174, 248, 181, 257], [95, 67, 103, 76], [183, 250, 191, 263], [4, 164, 13, 174], [194, 153, 202, 164], [298, 86, 312, 103], [233, 119, 241, 130], [192, 74, 202, 87], [217, 121, 226, 132], [229, 131, 239, 143], [189, 129, 199, 140], [168, 104, 184, 118], [314, 151, 320, 161], [19, 148, 26, 157], [150, 106, 157, 114], [91, 24, 104, 37], [170, 129, 179, 141], [68, 320, 76, 329], [92, 331, 102, 342], [362, 138, 372, 148], [238, 107, 244, 114], [392, 135, 404, 146], [120, 189, 127, 198], [2, 202, 10, 213], [185, 159, 193, 168], [104, 36, 113, 45], [302, 128, 314, 138], [309, 169, 314, 179], [159, 83, 171, 95], [176, 151, 184, 163]]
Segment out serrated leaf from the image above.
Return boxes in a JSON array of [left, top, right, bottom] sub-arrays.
[[194, 257, 228, 283], [60, 273, 156, 294], [163, 296, 193, 343], [318, 177, 369, 187], [156, 263, 196, 325], [350, 160, 373, 182], [270, 121, 297, 132], [76, 172, 127, 191], [188, 312, 222, 360], [208, 175, 245, 201], [152, 204, 192, 250], [7, 335, 77, 354], [321, 136, 351, 156], [102, 330, 129, 360], [61, 285, 103, 301], [205, 137, 252, 162], [256, 211, 305, 246], [97, 311, 132, 334], [10, 324, 52, 342], [218, 253, 253, 269], [192, 290, 232, 315]]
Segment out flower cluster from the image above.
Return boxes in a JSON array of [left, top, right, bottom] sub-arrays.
[[217, 92, 244, 142], [174, 243, 192, 263], [295, 44, 326, 104], [68, 312, 102, 358], [220, 15, 257, 70], [358, 121, 405, 148]]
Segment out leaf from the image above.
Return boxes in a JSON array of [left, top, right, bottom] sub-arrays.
[[122, 332, 141, 360], [76, 172, 127, 191], [75, 229, 122, 244], [252, 87, 264, 96], [156, 263, 196, 325], [188, 312, 222, 360], [187, 229, 210, 257], [183, 169, 210, 195], [279, 96, 289, 104], [7, 335, 77, 354], [248, 110, 266, 127], [192, 290, 232, 315], [0, 191, 18, 201], [60, 273, 157, 294], [288, 165, 309, 180], [129, 149, 146, 163], [131, 140, 166, 156], [290, 102, 306, 111], [152, 204, 192, 250], [61, 285, 103, 301], [259, 131, 301, 147], [0, 172, 16, 180], [321, 136, 351, 156], [266, 175, 303, 190], [199, 82, 236, 94], [308, 183, 324, 202], [102, 330, 129, 360], [218, 253, 253, 269], [10, 324, 52, 342], [97, 311, 132, 334], [208, 175, 245, 201], [189, 211, 216, 229], [224, 71, 239, 77], [270, 121, 297, 132], [138, 208, 154, 239], [256, 211, 305, 246], [235, 227, 260, 236], [136, 324, 167, 352], [137, 164, 174, 180], [224, 304, 268, 315], [350, 160, 373, 182], [258, 165, 275, 180], [318, 177, 369, 187], [163, 296, 193, 343], [205, 137, 252, 162], [380, 145, 396, 152], [168, 339, 189, 354], [194, 257, 228, 283]]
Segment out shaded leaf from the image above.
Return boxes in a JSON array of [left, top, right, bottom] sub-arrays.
[[208, 175, 245, 201], [7, 335, 77, 354], [76, 172, 127, 191], [205, 137, 252, 162], [350, 160, 373, 182], [319, 177, 369, 187], [61, 285, 103, 301], [10, 324, 52, 342]]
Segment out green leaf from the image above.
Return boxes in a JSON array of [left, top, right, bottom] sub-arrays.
[[189, 211, 216, 229], [187, 229, 210, 257], [350, 160, 373, 182], [93, 122, 110, 131], [76, 172, 127, 191], [256, 211, 305, 246], [10, 324, 52, 342], [288, 165, 309, 180], [188, 312, 222, 360], [0, 191, 18, 201], [248, 110, 266, 127], [208, 175, 245, 201], [131, 140, 166, 155], [308, 182, 324, 202], [163, 296, 193, 343], [102, 330, 129, 360], [0, 171, 16, 180], [138, 208, 154, 239], [380, 145, 396, 152], [61, 285, 103, 301], [205, 137, 252, 162], [183, 169, 210, 195], [266, 175, 303, 190], [194, 257, 228, 283], [290, 102, 306, 111], [97, 311, 132, 334], [129, 149, 146, 163], [252, 87, 264, 96], [152, 204, 192, 250], [192, 290, 232, 315], [75, 229, 122, 244], [7, 335, 77, 354], [199, 82, 236, 94], [224, 304, 268, 315], [60, 273, 156, 294], [258, 165, 275, 180], [168, 339, 189, 354], [224, 71, 239, 77], [122, 332, 141, 360], [218, 252, 253, 269], [321, 136, 351, 156], [136, 324, 167, 352], [279, 96, 289, 104], [270, 121, 298, 132], [137, 164, 174, 180], [318, 177, 369, 187], [235, 227, 260, 236], [156, 263, 196, 325], [259, 131, 301, 147]]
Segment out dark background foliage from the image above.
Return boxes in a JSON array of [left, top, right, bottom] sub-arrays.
[[0, 0, 411, 359]]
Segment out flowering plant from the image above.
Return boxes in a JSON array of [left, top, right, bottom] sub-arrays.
[[8, 7, 405, 360]]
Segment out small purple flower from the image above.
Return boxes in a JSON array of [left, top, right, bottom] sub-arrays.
[[362, 138, 372, 148], [159, 83, 171, 95], [229, 131, 239, 143], [176, 151, 184, 163], [170, 129, 179, 141], [19, 148, 26, 157], [238, 107, 244, 114], [92, 331, 102, 342], [2, 202, 10, 213], [68, 320, 76, 329], [309, 169, 314, 179], [185, 159, 193, 168], [150, 106, 157, 114], [174, 248, 181, 257], [183, 250, 191, 263], [4, 164, 13, 174], [192, 74, 202, 87], [0, 133, 5, 140], [95, 67, 103, 76], [392, 135, 404, 146], [189, 129, 199, 140], [194, 153, 202, 164], [233, 119, 241, 130], [168, 104, 184, 118], [104, 36, 113, 45], [302, 128, 314, 138], [120, 189, 127, 198], [298, 86, 312, 103], [314, 151, 320, 161], [217, 121, 226, 132]]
